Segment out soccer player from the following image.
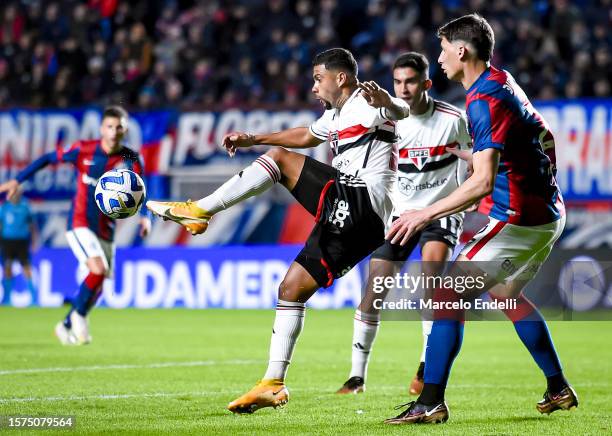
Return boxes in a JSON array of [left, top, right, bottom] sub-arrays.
[[0, 106, 151, 345], [384, 14, 577, 424], [336, 52, 471, 396], [146, 48, 410, 414], [0, 188, 37, 305]]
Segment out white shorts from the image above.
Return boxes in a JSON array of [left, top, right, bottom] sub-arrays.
[[460, 215, 566, 283], [65, 227, 115, 277]]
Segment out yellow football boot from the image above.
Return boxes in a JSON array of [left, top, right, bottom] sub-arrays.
[[146, 200, 211, 235], [227, 379, 289, 414]]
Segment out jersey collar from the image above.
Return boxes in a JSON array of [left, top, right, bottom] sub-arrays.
[[466, 66, 491, 94], [338, 87, 361, 114], [411, 98, 434, 119]]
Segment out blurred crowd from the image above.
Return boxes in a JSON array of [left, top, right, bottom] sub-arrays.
[[0, 0, 609, 109]]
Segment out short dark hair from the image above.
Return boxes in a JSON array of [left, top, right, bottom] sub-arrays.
[[437, 14, 495, 62], [312, 48, 358, 77], [103, 105, 128, 121], [393, 52, 429, 78]]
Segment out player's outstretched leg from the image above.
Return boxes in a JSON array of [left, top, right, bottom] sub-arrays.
[[147, 153, 284, 235], [228, 262, 317, 414]]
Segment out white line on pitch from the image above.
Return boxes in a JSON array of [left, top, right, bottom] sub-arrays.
[[0, 391, 226, 404], [0, 383, 602, 403], [0, 359, 261, 376]]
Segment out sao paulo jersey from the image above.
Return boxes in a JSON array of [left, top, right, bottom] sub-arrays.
[[393, 99, 472, 217], [308, 88, 402, 221]]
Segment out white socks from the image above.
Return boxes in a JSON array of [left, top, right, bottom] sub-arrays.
[[349, 310, 381, 380], [263, 300, 306, 380], [197, 154, 281, 214], [420, 320, 433, 362]]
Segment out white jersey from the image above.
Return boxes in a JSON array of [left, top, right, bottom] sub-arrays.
[[309, 88, 405, 222], [393, 99, 471, 217]]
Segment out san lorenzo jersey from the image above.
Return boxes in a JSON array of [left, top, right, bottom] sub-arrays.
[[466, 66, 564, 226], [56, 140, 143, 241], [393, 99, 471, 215], [309, 88, 399, 221]]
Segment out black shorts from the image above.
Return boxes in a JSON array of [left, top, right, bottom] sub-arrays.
[[1, 239, 31, 265], [371, 216, 462, 262], [291, 156, 385, 288]]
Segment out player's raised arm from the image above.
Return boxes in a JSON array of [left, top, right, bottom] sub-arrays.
[[0, 142, 80, 200], [223, 127, 322, 156], [358, 80, 410, 121]]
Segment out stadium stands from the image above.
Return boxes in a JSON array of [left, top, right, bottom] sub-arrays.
[[0, 0, 609, 109]]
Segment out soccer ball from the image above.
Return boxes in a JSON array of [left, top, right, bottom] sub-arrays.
[[95, 169, 146, 219]]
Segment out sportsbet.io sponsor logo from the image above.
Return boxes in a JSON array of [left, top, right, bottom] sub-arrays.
[[398, 177, 448, 194]]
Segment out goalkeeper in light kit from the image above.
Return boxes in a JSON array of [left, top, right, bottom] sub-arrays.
[[0, 106, 151, 345]]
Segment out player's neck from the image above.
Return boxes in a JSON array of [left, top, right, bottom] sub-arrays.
[[335, 85, 358, 109], [100, 139, 122, 155], [411, 94, 431, 115], [461, 62, 489, 90]]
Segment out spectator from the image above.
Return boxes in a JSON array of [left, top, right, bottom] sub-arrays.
[[0, 0, 608, 108], [126, 22, 152, 74], [0, 3, 24, 45]]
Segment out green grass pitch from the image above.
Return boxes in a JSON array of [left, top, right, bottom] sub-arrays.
[[0, 307, 610, 435]]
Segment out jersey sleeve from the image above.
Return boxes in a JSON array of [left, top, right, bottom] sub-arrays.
[[467, 98, 506, 153], [56, 141, 81, 164], [16, 151, 57, 183], [17, 141, 82, 183], [361, 95, 410, 127], [456, 113, 473, 149], [308, 109, 333, 141]]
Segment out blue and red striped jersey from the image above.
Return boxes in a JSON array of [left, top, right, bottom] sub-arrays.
[[466, 66, 564, 226], [18, 140, 144, 241]]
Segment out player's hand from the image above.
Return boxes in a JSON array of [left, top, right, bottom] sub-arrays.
[[358, 81, 392, 109], [446, 146, 473, 177], [386, 209, 431, 246], [222, 132, 256, 157], [0, 179, 19, 200], [139, 217, 151, 238], [466, 201, 480, 213]]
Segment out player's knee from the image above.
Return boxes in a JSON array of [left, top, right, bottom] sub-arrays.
[[277, 278, 302, 303], [87, 258, 107, 276], [265, 147, 289, 164]]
